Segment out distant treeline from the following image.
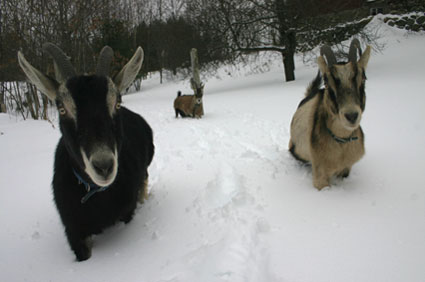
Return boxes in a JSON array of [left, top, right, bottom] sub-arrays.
[[0, 1, 227, 83], [1, 0, 423, 118]]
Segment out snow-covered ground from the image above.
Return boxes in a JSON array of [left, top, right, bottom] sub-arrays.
[[1, 18, 424, 282]]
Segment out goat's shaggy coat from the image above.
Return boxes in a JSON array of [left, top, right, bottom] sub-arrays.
[[18, 44, 154, 261], [289, 39, 371, 190]]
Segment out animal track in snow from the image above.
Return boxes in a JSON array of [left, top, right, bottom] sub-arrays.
[[193, 163, 246, 213]]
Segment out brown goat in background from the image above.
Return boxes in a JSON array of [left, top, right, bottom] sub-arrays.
[[174, 78, 204, 118]]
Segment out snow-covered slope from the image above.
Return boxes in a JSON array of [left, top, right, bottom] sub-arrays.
[[1, 18, 424, 282]]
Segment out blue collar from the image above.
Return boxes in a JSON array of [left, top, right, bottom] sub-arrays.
[[72, 169, 111, 203]]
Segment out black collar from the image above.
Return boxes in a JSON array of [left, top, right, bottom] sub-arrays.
[[327, 127, 359, 144]]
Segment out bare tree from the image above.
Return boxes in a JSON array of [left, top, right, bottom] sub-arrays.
[[184, 0, 302, 81], [190, 48, 202, 89], [1, 0, 117, 117], [185, 0, 373, 82], [0, 0, 5, 113]]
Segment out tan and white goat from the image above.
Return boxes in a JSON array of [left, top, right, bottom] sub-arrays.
[[289, 39, 371, 190], [174, 78, 204, 118]]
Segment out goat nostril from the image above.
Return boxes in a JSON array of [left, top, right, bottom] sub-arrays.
[[92, 159, 114, 178], [344, 112, 359, 124]]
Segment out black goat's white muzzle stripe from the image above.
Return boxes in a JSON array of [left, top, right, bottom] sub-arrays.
[[81, 146, 118, 187]]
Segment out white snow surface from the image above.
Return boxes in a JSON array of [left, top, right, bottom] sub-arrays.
[[1, 19, 425, 282]]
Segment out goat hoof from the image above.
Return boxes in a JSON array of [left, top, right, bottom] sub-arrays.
[[71, 236, 92, 261], [76, 250, 91, 261], [314, 180, 330, 191], [74, 244, 92, 261]]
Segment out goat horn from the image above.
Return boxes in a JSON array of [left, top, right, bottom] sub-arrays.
[[43, 43, 76, 80], [348, 38, 362, 63], [96, 46, 114, 76], [320, 45, 337, 66]]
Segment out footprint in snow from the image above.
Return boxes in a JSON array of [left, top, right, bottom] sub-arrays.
[[203, 163, 246, 210]]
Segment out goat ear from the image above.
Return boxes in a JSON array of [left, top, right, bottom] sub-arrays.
[[114, 47, 144, 93], [18, 51, 58, 101], [358, 45, 371, 70]]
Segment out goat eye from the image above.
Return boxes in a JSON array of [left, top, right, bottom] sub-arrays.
[[59, 108, 66, 115], [116, 102, 121, 110]]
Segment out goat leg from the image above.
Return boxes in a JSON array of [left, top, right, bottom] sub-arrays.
[[337, 167, 351, 178], [120, 200, 138, 224], [312, 163, 331, 190], [65, 227, 92, 261]]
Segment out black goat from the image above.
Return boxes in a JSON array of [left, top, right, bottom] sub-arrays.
[[18, 44, 154, 261]]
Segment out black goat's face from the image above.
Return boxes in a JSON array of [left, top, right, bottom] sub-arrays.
[[59, 76, 122, 186], [18, 43, 144, 187], [318, 44, 371, 130]]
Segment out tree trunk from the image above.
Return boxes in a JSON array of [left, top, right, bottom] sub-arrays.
[[190, 48, 202, 89], [159, 49, 165, 84], [13, 82, 26, 120], [31, 84, 41, 119], [275, 0, 297, 82], [281, 30, 296, 82], [282, 51, 295, 82], [42, 95, 49, 120], [25, 87, 38, 120], [0, 83, 6, 113]]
